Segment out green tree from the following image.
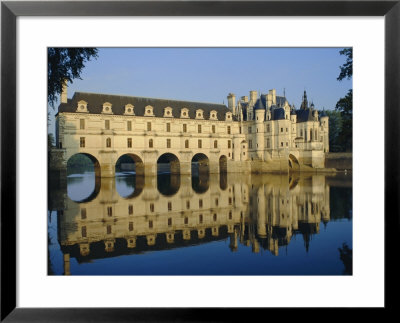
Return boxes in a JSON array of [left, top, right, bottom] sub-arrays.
[[48, 48, 98, 108], [335, 90, 352, 151], [324, 110, 343, 152], [337, 48, 352, 81], [335, 48, 352, 152]]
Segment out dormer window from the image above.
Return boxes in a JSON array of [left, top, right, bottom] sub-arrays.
[[102, 102, 113, 114], [225, 112, 233, 121], [144, 105, 154, 117], [195, 109, 204, 119], [180, 108, 189, 118], [124, 104, 135, 115], [209, 110, 218, 120], [163, 107, 173, 118], [76, 100, 88, 113]]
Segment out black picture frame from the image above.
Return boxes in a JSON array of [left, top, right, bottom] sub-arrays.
[[1, 0, 398, 321]]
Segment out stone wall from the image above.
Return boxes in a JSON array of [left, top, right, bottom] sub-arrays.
[[325, 152, 352, 170]]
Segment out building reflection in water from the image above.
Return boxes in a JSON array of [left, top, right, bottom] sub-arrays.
[[56, 172, 331, 275]]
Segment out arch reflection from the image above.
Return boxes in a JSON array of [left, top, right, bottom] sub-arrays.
[[55, 172, 341, 274]]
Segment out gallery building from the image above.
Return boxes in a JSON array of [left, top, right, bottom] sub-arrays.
[[54, 84, 329, 177]]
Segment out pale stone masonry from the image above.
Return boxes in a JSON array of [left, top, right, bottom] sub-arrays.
[[55, 85, 329, 177]]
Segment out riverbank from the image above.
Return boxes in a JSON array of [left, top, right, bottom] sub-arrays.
[[325, 152, 353, 171]]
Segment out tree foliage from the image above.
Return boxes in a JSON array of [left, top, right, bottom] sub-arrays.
[[323, 110, 343, 152], [337, 48, 352, 81], [335, 89, 352, 151], [48, 48, 98, 107], [334, 48, 353, 152]]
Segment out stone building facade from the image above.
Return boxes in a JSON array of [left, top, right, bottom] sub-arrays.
[[54, 85, 329, 177]]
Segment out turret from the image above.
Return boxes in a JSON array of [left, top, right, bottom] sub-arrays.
[[254, 99, 265, 160]]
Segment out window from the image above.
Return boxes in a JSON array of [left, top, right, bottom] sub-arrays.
[[199, 199, 203, 208], [286, 142, 288, 147], [229, 211, 232, 220], [199, 214, 203, 223], [105, 120, 110, 130], [281, 128, 283, 133], [215, 198, 219, 206], [129, 222, 133, 231], [166, 123, 171, 132], [228, 140, 231, 149], [80, 137, 85, 148], [107, 225, 112, 234], [107, 206, 112, 217], [106, 137, 111, 148], [310, 129, 313, 141], [286, 128, 288, 132], [248, 126, 252, 134], [249, 140, 252, 149], [186, 201, 190, 209], [80, 119, 85, 129], [315, 130, 318, 140], [81, 208, 87, 219], [214, 140, 218, 148], [167, 139, 171, 148], [300, 129, 303, 137], [150, 203, 154, 212], [239, 126, 242, 134], [127, 121, 132, 131], [267, 124, 270, 132], [198, 124, 202, 133], [185, 140, 189, 148], [149, 220, 153, 229], [184, 217, 188, 225], [147, 122, 151, 131], [212, 125, 216, 133], [168, 202, 172, 211], [183, 124, 187, 132], [198, 139, 202, 148], [128, 205, 133, 215], [281, 142, 284, 147], [127, 138, 132, 148], [266, 138, 270, 148], [213, 214, 217, 221], [168, 218, 172, 226], [227, 126, 231, 134], [81, 226, 87, 237], [149, 139, 153, 148], [228, 197, 232, 205]]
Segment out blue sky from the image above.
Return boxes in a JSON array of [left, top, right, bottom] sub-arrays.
[[48, 47, 351, 135]]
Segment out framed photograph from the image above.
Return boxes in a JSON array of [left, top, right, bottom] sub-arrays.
[[1, 0, 398, 321]]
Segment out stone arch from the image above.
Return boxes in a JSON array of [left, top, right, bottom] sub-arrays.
[[157, 153, 180, 174], [219, 155, 228, 173], [191, 153, 209, 194], [115, 153, 145, 176], [191, 153, 209, 175], [66, 153, 101, 203], [288, 154, 300, 172], [157, 153, 181, 196]]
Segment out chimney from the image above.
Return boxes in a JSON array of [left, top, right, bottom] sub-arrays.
[[249, 90, 257, 103], [227, 93, 236, 114], [241, 96, 249, 103], [61, 80, 68, 104]]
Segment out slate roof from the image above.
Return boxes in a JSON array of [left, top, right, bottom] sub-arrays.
[[296, 109, 316, 122], [271, 107, 285, 120], [58, 92, 233, 121]]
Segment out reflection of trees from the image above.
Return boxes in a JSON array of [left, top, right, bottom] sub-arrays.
[[338, 243, 352, 275]]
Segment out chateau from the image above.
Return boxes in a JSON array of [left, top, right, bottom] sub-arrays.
[[54, 85, 329, 177]]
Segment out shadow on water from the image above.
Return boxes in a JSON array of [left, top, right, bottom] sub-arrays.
[[67, 173, 101, 203]]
